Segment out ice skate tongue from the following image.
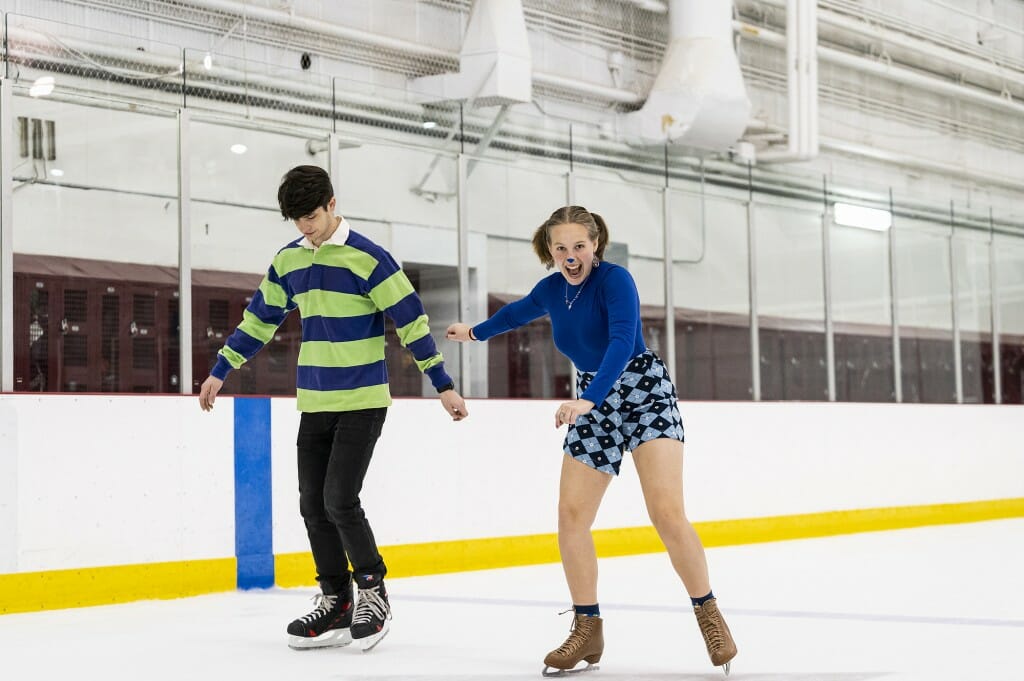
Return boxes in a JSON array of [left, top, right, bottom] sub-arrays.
[[355, 573, 381, 589]]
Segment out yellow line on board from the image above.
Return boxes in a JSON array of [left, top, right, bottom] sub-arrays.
[[276, 497, 1024, 587], [0, 558, 236, 615], [4, 499, 1022, 610], [695, 498, 1024, 548], [275, 532, 563, 587]]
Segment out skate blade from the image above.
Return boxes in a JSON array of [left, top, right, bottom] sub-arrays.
[[541, 662, 599, 677], [722, 661, 731, 676], [288, 628, 353, 650], [357, 621, 391, 652]]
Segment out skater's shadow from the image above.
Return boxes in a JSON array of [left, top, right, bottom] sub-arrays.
[[340, 673, 890, 681], [629, 674, 891, 681]]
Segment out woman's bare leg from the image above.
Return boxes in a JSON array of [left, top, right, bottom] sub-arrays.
[[557, 454, 614, 604], [631, 438, 710, 597]]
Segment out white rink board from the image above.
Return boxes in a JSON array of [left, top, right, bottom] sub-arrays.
[[0, 394, 1022, 575], [0, 395, 235, 572], [679, 401, 1024, 519], [269, 399, 1024, 554]]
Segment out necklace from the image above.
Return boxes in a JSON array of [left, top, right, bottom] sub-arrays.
[[564, 278, 589, 310]]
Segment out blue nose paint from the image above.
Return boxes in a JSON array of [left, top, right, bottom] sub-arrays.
[[567, 258, 576, 264]]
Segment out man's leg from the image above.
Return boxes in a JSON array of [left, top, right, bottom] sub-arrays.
[[296, 411, 352, 591], [322, 407, 389, 649], [322, 407, 388, 576], [289, 411, 355, 649]]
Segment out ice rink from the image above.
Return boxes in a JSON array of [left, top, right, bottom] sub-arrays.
[[1, 519, 1020, 681]]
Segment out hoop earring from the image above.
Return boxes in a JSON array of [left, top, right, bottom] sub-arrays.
[[593, 256, 600, 268]]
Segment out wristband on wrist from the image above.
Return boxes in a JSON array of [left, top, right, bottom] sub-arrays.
[[437, 381, 455, 394], [469, 327, 477, 341]]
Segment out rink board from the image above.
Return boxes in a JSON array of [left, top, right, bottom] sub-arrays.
[[0, 395, 1022, 612]]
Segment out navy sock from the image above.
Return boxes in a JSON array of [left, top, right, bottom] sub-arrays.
[[691, 591, 715, 607], [574, 603, 600, 617]]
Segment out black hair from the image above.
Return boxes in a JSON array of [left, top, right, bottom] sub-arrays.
[[277, 165, 334, 220]]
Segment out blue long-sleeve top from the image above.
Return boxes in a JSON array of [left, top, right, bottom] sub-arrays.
[[472, 262, 647, 405]]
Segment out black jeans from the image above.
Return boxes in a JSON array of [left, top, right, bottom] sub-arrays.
[[296, 408, 388, 593]]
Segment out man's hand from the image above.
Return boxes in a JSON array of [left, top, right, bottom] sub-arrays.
[[440, 389, 469, 421], [199, 375, 224, 412]]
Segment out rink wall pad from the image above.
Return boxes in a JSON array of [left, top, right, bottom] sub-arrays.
[[0, 395, 1022, 613]]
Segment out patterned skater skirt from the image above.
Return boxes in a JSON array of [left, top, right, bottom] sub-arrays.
[[563, 350, 685, 475]]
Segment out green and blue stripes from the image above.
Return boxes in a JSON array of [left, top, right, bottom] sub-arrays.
[[211, 230, 452, 412]]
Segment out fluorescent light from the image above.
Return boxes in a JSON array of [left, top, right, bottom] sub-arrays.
[[49, 168, 64, 177], [230, 143, 247, 155], [833, 202, 892, 231], [202, 53, 213, 70], [421, 120, 437, 129], [29, 76, 55, 97]]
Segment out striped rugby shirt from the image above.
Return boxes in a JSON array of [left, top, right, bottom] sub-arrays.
[[211, 218, 452, 412]]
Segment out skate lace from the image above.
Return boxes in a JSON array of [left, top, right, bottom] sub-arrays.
[[553, 616, 595, 658], [353, 586, 388, 626], [298, 593, 337, 625], [696, 604, 725, 652]]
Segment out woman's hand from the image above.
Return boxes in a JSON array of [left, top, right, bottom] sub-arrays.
[[555, 399, 595, 428], [445, 323, 474, 342]]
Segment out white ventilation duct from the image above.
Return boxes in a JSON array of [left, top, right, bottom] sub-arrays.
[[620, 0, 750, 152], [412, 0, 531, 106]]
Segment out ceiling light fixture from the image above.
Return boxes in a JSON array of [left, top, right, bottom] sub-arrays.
[[833, 202, 892, 231], [29, 76, 56, 98]]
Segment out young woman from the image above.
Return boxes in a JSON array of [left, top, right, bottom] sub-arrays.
[[446, 206, 737, 676]]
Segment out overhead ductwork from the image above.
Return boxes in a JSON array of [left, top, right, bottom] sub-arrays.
[[758, 0, 819, 162], [620, 0, 750, 152], [411, 0, 531, 106]]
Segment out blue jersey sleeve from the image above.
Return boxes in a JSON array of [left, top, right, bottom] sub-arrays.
[[471, 281, 549, 341], [211, 263, 294, 380]]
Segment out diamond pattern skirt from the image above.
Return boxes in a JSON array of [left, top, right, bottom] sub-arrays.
[[564, 350, 685, 475]]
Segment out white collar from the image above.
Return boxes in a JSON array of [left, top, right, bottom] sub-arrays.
[[299, 217, 350, 250]]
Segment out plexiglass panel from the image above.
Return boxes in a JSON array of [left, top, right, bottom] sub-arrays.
[[953, 231, 995, 403], [188, 120, 329, 396], [994, 234, 1024, 404], [3, 11, 1019, 409], [830, 220, 895, 402], [329, 137, 461, 398], [466, 156, 572, 398], [10, 47, 180, 393], [894, 219, 956, 403], [754, 202, 827, 400], [671, 189, 752, 400]]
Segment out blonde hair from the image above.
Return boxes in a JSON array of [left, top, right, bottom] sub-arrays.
[[530, 205, 610, 269]]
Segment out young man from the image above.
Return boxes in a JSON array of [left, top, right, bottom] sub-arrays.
[[199, 165, 468, 651]]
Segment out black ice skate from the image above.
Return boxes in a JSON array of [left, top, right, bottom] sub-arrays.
[[286, 584, 354, 650], [351, 573, 391, 651]]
